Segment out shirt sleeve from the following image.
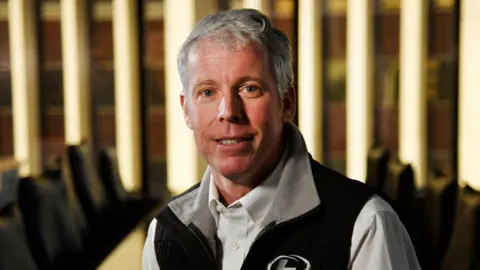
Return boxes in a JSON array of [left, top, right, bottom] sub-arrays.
[[349, 196, 421, 270], [142, 218, 160, 270]]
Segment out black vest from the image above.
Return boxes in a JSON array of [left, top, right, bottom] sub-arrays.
[[153, 159, 386, 270]]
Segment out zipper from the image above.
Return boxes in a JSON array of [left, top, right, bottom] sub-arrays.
[[187, 224, 217, 268], [249, 221, 276, 248], [241, 206, 324, 270], [240, 222, 286, 270]]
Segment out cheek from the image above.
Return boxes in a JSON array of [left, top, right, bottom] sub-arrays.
[[188, 104, 218, 147], [246, 102, 282, 132], [189, 104, 217, 129]]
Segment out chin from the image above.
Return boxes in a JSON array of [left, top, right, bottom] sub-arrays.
[[212, 156, 252, 180]]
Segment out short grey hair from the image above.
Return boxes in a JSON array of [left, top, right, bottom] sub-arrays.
[[177, 8, 293, 99]]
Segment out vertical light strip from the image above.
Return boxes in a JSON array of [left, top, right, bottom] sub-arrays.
[[61, 0, 91, 145], [113, 0, 142, 192], [458, 0, 480, 189], [297, 0, 323, 162], [8, 0, 41, 177], [346, 0, 374, 182], [243, 0, 271, 16], [164, 0, 217, 195], [399, 0, 428, 188]]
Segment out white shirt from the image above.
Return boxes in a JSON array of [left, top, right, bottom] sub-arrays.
[[207, 176, 421, 270], [208, 171, 279, 270]]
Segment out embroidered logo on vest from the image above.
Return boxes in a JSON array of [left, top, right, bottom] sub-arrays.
[[267, 255, 311, 270]]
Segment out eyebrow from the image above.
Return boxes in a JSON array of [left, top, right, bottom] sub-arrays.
[[192, 79, 216, 90], [234, 76, 268, 88]]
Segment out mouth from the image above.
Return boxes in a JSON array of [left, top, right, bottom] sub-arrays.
[[215, 136, 254, 145]]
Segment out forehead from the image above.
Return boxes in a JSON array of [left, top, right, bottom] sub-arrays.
[[190, 36, 263, 59], [186, 40, 271, 84]]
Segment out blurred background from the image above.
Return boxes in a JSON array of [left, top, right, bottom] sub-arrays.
[[0, 0, 479, 269]]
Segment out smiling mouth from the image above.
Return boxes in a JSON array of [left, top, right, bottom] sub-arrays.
[[216, 137, 254, 145]]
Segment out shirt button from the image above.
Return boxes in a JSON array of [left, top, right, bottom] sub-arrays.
[[231, 243, 239, 250]]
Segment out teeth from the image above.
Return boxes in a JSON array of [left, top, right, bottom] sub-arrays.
[[220, 140, 240, 145]]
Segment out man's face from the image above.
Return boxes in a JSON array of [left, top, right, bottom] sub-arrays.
[[180, 40, 295, 182]]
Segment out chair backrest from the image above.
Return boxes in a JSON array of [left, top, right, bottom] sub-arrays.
[[66, 143, 107, 223], [384, 159, 416, 201], [410, 176, 458, 270], [441, 185, 480, 270], [426, 177, 458, 268], [0, 168, 19, 213], [383, 158, 416, 231], [0, 208, 38, 270], [366, 147, 390, 188], [98, 148, 127, 202], [18, 175, 87, 269]]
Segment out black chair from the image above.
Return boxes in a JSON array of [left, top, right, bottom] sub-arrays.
[[0, 168, 19, 211], [62, 144, 162, 269], [0, 211, 38, 270], [441, 185, 480, 270], [407, 186, 429, 268], [416, 176, 458, 270], [383, 158, 416, 234], [66, 143, 108, 225], [366, 147, 390, 189], [18, 173, 87, 269], [98, 148, 128, 203], [0, 169, 38, 270]]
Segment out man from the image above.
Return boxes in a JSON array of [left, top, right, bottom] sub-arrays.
[[143, 8, 420, 270]]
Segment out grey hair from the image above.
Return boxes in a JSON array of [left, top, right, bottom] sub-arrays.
[[177, 8, 293, 99]]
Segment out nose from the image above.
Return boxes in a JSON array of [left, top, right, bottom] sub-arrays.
[[216, 92, 245, 123]]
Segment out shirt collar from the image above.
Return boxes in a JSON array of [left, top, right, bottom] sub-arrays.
[[207, 176, 221, 225], [208, 147, 288, 226]]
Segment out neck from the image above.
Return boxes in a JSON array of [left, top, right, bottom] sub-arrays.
[[212, 136, 286, 205]]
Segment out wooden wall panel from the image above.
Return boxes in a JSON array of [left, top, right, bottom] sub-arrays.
[[0, 112, 13, 156], [429, 11, 454, 56], [323, 15, 347, 59], [378, 106, 399, 150], [40, 69, 64, 106], [42, 21, 63, 64], [145, 69, 165, 106], [0, 21, 9, 68], [147, 108, 166, 157], [326, 104, 346, 152], [92, 68, 115, 106], [95, 111, 116, 148], [92, 21, 114, 62], [376, 13, 400, 56], [0, 71, 11, 106], [144, 20, 164, 68], [40, 112, 65, 157]]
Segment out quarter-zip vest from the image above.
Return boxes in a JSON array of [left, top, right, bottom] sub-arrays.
[[153, 159, 392, 270]]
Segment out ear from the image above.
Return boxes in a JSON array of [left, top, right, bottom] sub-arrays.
[[281, 87, 296, 123], [180, 92, 193, 130]]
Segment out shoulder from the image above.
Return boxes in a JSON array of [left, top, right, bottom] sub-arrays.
[[309, 157, 377, 203], [350, 195, 421, 269], [143, 181, 202, 248], [142, 218, 160, 270], [354, 195, 398, 230], [156, 181, 201, 222]]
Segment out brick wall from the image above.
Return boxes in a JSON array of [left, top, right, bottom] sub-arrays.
[[0, 1, 458, 181]]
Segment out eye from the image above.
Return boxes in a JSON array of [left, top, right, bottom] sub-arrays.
[[240, 84, 263, 98], [244, 85, 259, 93], [200, 89, 215, 97]]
